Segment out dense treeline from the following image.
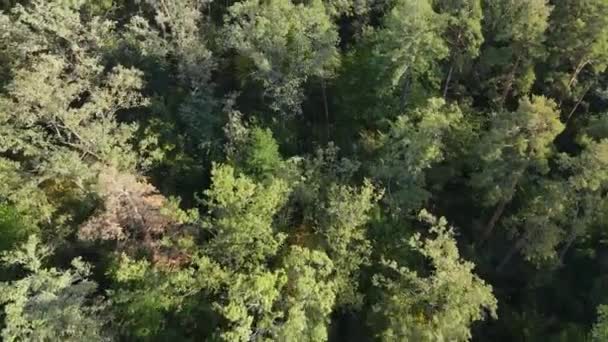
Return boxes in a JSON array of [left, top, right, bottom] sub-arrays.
[[1, 0, 608, 340]]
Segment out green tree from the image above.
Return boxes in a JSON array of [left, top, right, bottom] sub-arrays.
[[0, 0, 146, 240], [545, 0, 608, 118], [370, 0, 448, 107], [316, 180, 382, 307], [274, 246, 336, 342], [0, 236, 110, 341], [436, 0, 483, 98], [472, 96, 564, 241], [479, 0, 552, 106], [202, 164, 291, 270], [223, 0, 339, 115], [214, 246, 336, 342], [0, 204, 33, 252], [371, 210, 497, 341], [591, 305, 608, 341], [367, 98, 463, 214], [497, 137, 608, 269], [109, 251, 224, 339]]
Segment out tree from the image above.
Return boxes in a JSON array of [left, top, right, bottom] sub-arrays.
[[78, 167, 197, 263], [497, 179, 572, 268], [222, 0, 339, 115], [0, 204, 33, 252], [225, 119, 289, 180], [555, 137, 608, 260], [472, 96, 564, 241], [497, 137, 608, 270], [479, 0, 552, 106], [323, 0, 370, 17], [436, 0, 483, 98], [108, 251, 224, 339], [371, 210, 497, 341], [545, 0, 608, 118], [0, 158, 54, 228], [0, 236, 110, 341], [591, 305, 608, 341], [201, 164, 291, 270], [316, 180, 382, 307], [0, 0, 147, 240], [367, 98, 463, 214], [273, 246, 336, 342], [214, 246, 336, 342], [370, 0, 448, 107]]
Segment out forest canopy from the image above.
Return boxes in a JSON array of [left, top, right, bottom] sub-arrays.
[[1, 0, 608, 341]]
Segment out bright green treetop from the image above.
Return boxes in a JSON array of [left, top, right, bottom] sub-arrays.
[[371, 210, 497, 341], [223, 0, 339, 114]]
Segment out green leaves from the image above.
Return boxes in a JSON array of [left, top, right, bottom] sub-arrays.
[[202, 164, 291, 269], [472, 96, 564, 205], [369, 98, 463, 213], [592, 305, 608, 341], [0, 236, 109, 341], [223, 0, 339, 114], [317, 180, 382, 307], [371, 211, 497, 341], [479, 0, 552, 105], [371, 0, 448, 99]]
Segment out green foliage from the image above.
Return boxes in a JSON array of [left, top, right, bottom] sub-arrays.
[[0, 236, 109, 341], [317, 180, 382, 307], [368, 98, 463, 213], [436, 0, 483, 96], [202, 164, 291, 269], [211, 247, 336, 341], [0, 0, 147, 237], [3, 0, 608, 340], [109, 252, 223, 338], [472, 96, 564, 206], [502, 180, 571, 263], [0, 55, 145, 169], [274, 246, 335, 342], [546, 0, 608, 102], [479, 0, 552, 105], [371, 210, 497, 341], [371, 0, 448, 101], [223, 0, 339, 114], [592, 305, 608, 341], [0, 204, 33, 252], [228, 124, 286, 179], [0, 158, 54, 226]]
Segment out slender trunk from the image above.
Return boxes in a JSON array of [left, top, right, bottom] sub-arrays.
[[567, 59, 588, 90], [499, 56, 521, 107], [480, 170, 523, 243], [481, 199, 507, 242], [560, 59, 589, 107], [566, 86, 590, 123], [558, 231, 579, 264], [399, 67, 410, 110], [497, 236, 525, 273], [321, 79, 330, 142], [443, 62, 454, 99]]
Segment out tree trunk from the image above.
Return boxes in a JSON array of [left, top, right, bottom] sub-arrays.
[[480, 170, 523, 243], [558, 230, 579, 264], [399, 67, 411, 110], [443, 63, 454, 99], [566, 86, 590, 123], [498, 56, 520, 108], [567, 59, 589, 90], [321, 79, 330, 142], [481, 199, 507, 242], [497, 236, 525, 273]]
